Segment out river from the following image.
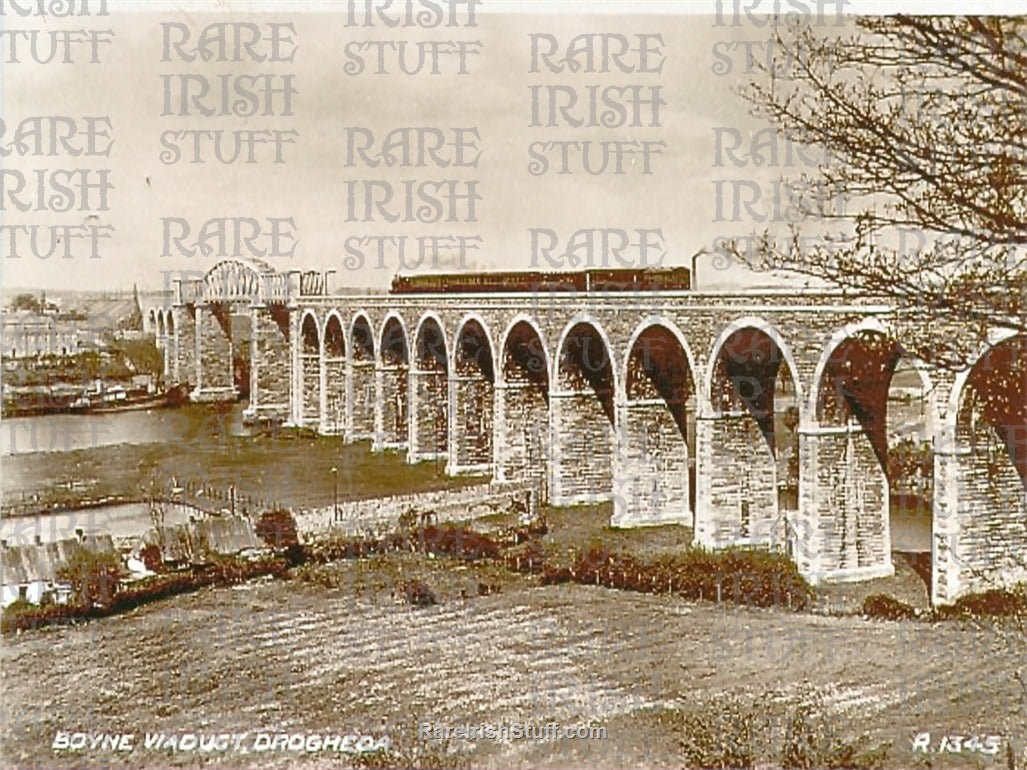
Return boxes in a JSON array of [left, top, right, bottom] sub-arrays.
[[2, 403, 254, 457], [1, 404, 257, 544]]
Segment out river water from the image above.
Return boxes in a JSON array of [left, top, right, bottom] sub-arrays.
[[1, 404, 256, 545], [2, 403, 253, 457]]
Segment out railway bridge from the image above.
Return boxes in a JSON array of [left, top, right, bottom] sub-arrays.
[[145, 258, 1027, 606]]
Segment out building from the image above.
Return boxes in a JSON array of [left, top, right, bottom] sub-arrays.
[[1, 311, 103, 360], [0, 532, 119, 609]]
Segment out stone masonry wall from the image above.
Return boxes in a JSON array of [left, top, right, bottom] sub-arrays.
[[495, 384, 549, 499], [173, 305, 196, 388], [804, 427, 890, 579], [613, 402, 689, 526], [452, 376, 493, 469], [294, 481, 533, 541], [349, 362, 375, 438], [377, 365, 408, 447], [323, 358, 346, 434], [196, 306, 233, 393], [410, 369, 447, 459], [301, 354, 320, 426], [953, 418, 1027, 594], [695, 413, 779, 547], [251, 306, 290, 416], [551, 392, 614, 505]]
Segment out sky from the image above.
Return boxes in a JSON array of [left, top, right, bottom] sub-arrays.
[[0, 2, 915, 293]]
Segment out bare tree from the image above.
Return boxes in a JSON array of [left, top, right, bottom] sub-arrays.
[[726, 15, 1026, 365], [142, 472, 168, 554]]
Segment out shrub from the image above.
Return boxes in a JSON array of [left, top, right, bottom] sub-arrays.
[[3, 556, 290, 635], [1, 601, 92, 634], [502, 538, 545, 573], [679, 695, 765, 770], [861, 594, 916, 621], [403, 579, 437, 607], [415, 524, 500, 561], [934, 587, 1027, 619], [140, 543, 164, 573], [255, 509, 300, 550], [540, 565, 573, 585], [675, 692, 891, 770], [781, 694, 891, 769], [57, 548, 127, 608]]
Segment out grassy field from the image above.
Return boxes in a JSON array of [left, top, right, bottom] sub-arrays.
[[2, 558, 1023, 770], [3, 500, 1025, 770], [2, 429, 483, 515]]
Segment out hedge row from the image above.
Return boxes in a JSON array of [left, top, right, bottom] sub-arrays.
[[540, 541, 813, 610], [308, 524, 502, 564], [2, 557, 289, 635]]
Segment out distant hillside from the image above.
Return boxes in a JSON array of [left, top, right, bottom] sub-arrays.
[[2, 289, 142, 330]]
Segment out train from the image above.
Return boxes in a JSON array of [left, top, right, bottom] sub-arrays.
[[389, 267, 691, 294]]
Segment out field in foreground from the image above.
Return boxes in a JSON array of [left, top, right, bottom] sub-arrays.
[[2, 557, 1024, 770]]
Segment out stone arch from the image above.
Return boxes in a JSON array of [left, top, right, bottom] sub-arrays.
[[803, 320, 935, 581], [165, 309, 175, 335], [410, 313, 450, 461], [322, 312, 347, 435], [947, 330, 1026, 480], [156, 312, 165, 337], [497, 314, 552, 387], [348, 312, 376, 439], [807, 317, 933, 424], [324, 312, 347, 357], [148, 308, 157, 333], [552, 317, 617, 505], [937, 332, 1027, 599], [299, 311, 321, 427], [413, 312, 449, 367], [300, 312, 320, 355], [452, 315, 496, 472], [696, 317, 799, 549], [377, 313, 410, 447], [705, 316, 803, 421], [615, 318, 697, 527], [496, 317, 552, 496], [351, 312, 375, 361]]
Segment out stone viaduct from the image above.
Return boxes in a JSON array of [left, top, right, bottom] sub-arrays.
[[145, 258, 1026, 607]]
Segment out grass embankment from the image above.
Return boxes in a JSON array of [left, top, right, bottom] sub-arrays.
[[2, 424, 483, 514], [4, 552, 1024, 769], [3, 504, 1025, 768]]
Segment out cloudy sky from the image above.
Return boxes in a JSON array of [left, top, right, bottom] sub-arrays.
[[2, 3, 869, 292]]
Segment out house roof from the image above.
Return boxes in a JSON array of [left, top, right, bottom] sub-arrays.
[[141, 516, 263, 563], [1, 534, 117, 585]]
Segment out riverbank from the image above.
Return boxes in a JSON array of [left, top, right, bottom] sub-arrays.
[[2, 386, 188, 420], [2, 424, 483, 518]]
